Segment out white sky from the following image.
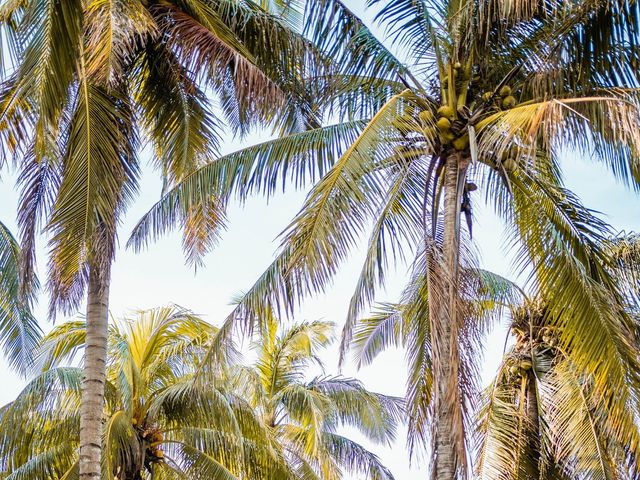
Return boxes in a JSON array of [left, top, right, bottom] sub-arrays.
[[1, 3, 639, 478]]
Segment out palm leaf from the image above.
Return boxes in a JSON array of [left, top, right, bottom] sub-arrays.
[[0, 220, 41, 374]]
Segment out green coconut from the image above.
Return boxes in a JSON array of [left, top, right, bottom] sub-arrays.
[[502, 95, 517, 109], [509, 365, 519, 375], [437, 117, 452, 131], [452, 134, 470, 151], [437, 105, 456, 120], [520, 360, 532, 370], [499, 85, 512, 97], [454, 61, 462, 70], [440, 131, 456, 143]]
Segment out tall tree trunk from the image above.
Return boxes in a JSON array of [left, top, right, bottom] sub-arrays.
[[526, 374, 541, 478], [79, 262, 111, 480], [431, 152, 466, 480]]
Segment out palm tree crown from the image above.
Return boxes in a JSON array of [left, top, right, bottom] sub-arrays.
[[232, 314, 403, 480], [0, 305, 300, 479]]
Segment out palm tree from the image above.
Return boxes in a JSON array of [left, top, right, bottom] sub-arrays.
[[0, 305, 297, 479], [476, 298, 640, 479], [0, 219, 40, 374], [231, 313, 403, 480], [0, 2, 325, 477], [351, 235, 640, 479], [130, 2, 640, 477]]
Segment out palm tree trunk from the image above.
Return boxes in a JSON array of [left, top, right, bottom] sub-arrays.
[[79, 262, 111, 480], [526, 375, 541, 478], [432, 152, 466, 480]]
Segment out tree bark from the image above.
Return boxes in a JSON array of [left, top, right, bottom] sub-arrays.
[[79, 262, 111, 480], [431, 152, 466, 480], [526, 374, 541, 478]]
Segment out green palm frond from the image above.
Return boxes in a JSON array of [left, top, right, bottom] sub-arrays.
[[83, 0, 156, 85], [166, 443, 236, 480], [351, 303, 404, 368], [8, 0, 82, 155], [233, 317, 399, 480], [134, 42, 222, 186], [127, 120, 367, 263], [274, 90, 425, 320], [46, 80, 138, 312], [500, 169, 640, 416], [307, 376, 403, 445], [367, 0, 439, 76], [35, 319, 85, 370], [341, 153, 426, 361], [0, 220, 41, 374], [304, 0, 417, 88], [2, 443, 77, 480], [15, 151, 60, 297], [476, 94, 640, 190]]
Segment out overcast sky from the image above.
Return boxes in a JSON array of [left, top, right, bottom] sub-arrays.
[[1, 3, 639, 479]]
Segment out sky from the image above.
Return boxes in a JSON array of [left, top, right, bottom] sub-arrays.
[[1, 3, 640, 479]]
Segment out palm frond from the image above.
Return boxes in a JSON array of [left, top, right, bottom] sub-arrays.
[[84, 0, 156, 85], [46, 81, 138, 313], [0, 220, 41, 374], [321, 432, 395, 480], [127, 120, 366, 262], [9, 0, 82, 156], [476, 93, 640, 190]]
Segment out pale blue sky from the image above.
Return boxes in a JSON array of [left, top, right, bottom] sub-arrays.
[[1, 2, 639, 478]]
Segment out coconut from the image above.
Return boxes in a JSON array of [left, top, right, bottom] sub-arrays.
[[509, 365, 519, 375], [436, 117, 452, 132], [502, 96, 517, 109], [503, 157, 516, 171], [454, 61, 462, 70], [452, 134, 470, 151], [499, 85, 512, 97], [440, 131, 455, 143], [520, 360, 532, 370], [437, 105, 456, 120]]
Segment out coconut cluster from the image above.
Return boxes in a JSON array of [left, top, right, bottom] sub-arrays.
[[436, 105, 469, 151], [508, 358, 533, 378], [481, 85, 517, 110], [138, 425, 165, 462]]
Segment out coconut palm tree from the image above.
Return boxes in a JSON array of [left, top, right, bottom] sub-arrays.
[[231, 313, 403, 480], [130, 2, 640, 477], [0, 219, 40, 374], [0, 305, 297, 479], [351, 234, 640, 479], [0, 2, 326, 477], [475, 298, 640, 480]]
